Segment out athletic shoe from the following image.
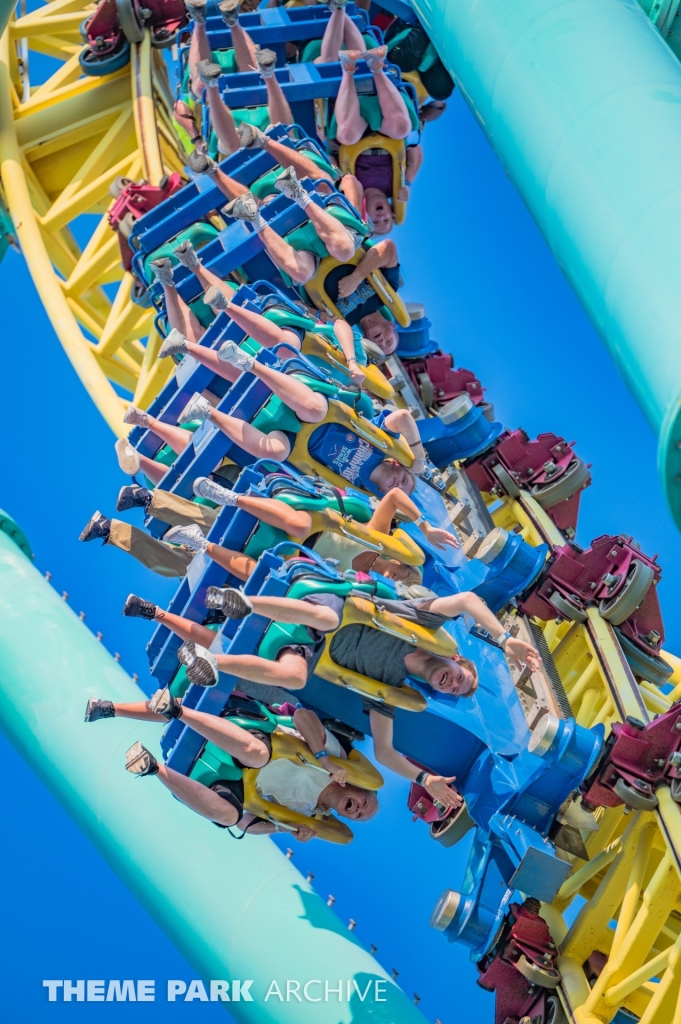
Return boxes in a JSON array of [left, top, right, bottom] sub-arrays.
[[164, 523, 208, 552], [274, 165, 307, 202], [223, 191, 260, 222], [204, 586, 253, 618], [196, 59, 222, 88], [361, 45, 387, 73], [116, 484, 151, 512], [148, 688, 183, 719], [254, 47, 277, 79], [178, 392, 213, 424], [79, 511, 111, 543], [125, 741, 160, 776], [185, 0, 207, 23], [339, 49, 362, 74], [323, 0, 347, 8], [237, 122, 268, 149], [217, 340, 255, 371], [115, 438, 141, 476], [158, 328, 189, 360], [84, 698, 115, 723], [203, 285, 230, 311], [188, 149, 217, 175], [174, 240, 201, 268], [123, 593, 157, 619], [149, 257, 175, 288], [193, 476, 238, 505], [178, 640, 219, 687], [123, 405, 150, 427], [218, 0, 240, 25]]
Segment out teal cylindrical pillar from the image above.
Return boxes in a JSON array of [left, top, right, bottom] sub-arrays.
[[414, 0, 681, 526], [0, 516, 423, 1023]]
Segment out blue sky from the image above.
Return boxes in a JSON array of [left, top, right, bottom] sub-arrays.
[[2, 75, 680, 1024]]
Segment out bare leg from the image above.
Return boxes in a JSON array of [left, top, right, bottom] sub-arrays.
[[248, 594, 340, 631], [209, 407, 291, 460], [248, 360, 328, 422], [334, 70, 367, 146], [222, 302, 302, 351], [139, 455, 167, 486], [112, 700, 168, 722], [185, 342, 240, 385], [164, 284, 205, 342], [316, 8, 345, 64], [230, 22, 258, 72], [342, 11, 366, 51], [207, 89, 242, 155], [157, 764, 240, 826], [189, 23, 213, 98], [205, 542, 256, 581], [188, 263, 238, 306], [262, 136, 335, 184], [234, 494, 312, 537], [179, 706, 270, 766], [215, 649, 309, 690], [258, 225, 317, 284], [339, 173, 363, 211], [154, 607, 217, 647], [208, 166, 249, 201], [301, 203, 356, 261], [373, 71, 412, 139], [148, 414, 193, 454], [264, 76, 293, 126]]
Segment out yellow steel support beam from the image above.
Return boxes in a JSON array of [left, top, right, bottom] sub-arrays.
[[131, 30, 163, 186]]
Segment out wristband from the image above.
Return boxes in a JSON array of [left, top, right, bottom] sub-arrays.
[[313, 750, 329, 760], [413, 513, 426, 526], [415, 770, 430, 787], [496, 631, 513, 648]]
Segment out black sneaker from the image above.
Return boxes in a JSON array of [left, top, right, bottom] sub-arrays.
[[125, 741, 160, 776], [204, 586, 253, 619], [123, 594, 157, 620], [79, 511, 111, 543], [148, 688, 183, 720], [178, 640, 219, 687], [84, 698, 115, 722], [116, 485, 152, 512]]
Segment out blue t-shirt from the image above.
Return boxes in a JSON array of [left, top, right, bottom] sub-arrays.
[[308, 416, 399, 492]]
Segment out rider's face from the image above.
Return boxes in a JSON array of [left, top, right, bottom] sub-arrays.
[[425, 656, 476, 696], [336, 787, 378, 821], [370, 460, 415, 495], [365, 189, 393, 236], [361, 314, 398, 355]]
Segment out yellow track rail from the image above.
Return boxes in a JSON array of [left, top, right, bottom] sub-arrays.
[[450, 480, 681, 1023], [0, 2, 184, 434]]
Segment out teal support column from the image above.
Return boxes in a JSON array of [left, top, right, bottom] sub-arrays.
[[0, 515, 424, 1023], [413, 0, 681, 527]]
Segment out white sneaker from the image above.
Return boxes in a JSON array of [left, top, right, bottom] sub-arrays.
[[115, 438, 141, 476], [174, 240, 201, 268], [254, 47, 277, 79], [178, 640, 220, 687], [218, 340, 255, 371], [164, 523, 208, 552], [223, 191, 260, 221], [123, 405, 150, 427], [275, 166, 307, 203], [150, 257, 175, 288], [203, 285, 230, 311], [178, 392, 213, 424], [159, 328, 189, 359], [193, 476, 238, 505]]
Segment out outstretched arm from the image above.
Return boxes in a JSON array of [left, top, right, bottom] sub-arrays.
[[293, 708, 348, 786], [424, 592, 541, 671], [333, 318, 365, 385], [369, 711, 462, 810]]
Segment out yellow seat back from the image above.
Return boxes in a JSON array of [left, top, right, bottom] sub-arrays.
[[338, 133, 408, 226], [307, 507, 425, 567], [289, 397, 414, 495], [402, 70, 430, 108], [301, 329, 395, 401], [315, 595, 459, 711], [304, 250, 411, 328], [241, 727, 382, 844]]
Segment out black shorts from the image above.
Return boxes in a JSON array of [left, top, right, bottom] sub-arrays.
[[373, 596, 449, 631], [210, 777, 245, 828], [276, 592, 346, 664]]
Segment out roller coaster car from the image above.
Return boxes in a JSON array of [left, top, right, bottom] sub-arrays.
[[464, 429, 591, 537], [80, 0, 189, 75], [398, 349, 488, 414], [580, 706, 681, 812], [476, 899, 563, 1024], [519, 533, 669, 678], [109, 174, 184, 274]]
